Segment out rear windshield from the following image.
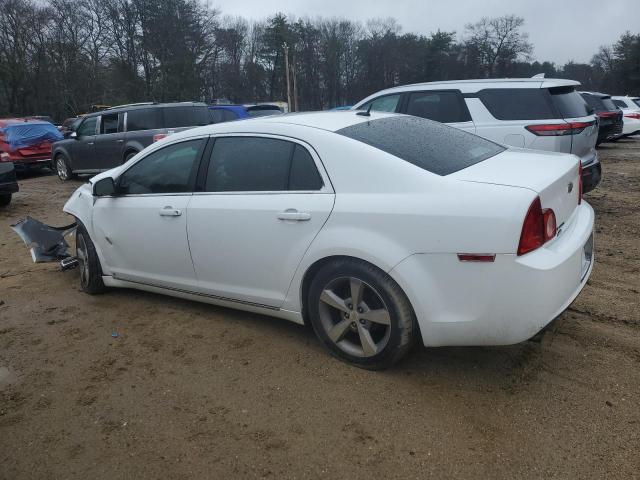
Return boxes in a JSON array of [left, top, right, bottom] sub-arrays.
[[634, 98, 640, 108], [549, 87, 590, 118], [581, 94, 616, 112], [337, 116, 505, 176], [163, 106, 210, 128], [247, 109, 282, 118]]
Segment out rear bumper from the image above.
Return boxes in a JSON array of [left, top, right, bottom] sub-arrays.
[[390, 202, 595, 347], [582, 157, 601, 194], [12, 157, 51, 169]]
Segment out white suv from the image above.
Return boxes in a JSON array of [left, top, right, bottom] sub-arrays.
[[611, 96, 640, 137], [353, 78, 601, 192]]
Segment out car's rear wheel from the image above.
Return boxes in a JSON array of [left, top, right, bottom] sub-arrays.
[[124, 151, 138, 162], [76, 224, 106, 295], [55, 155, 75, 181], [0, 193, 11, 206], [307, 258, 416, 370]]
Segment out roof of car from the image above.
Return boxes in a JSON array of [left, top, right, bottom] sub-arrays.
[[352, 77, 580, 103], [83, 101, 208, 117], [580, 91, 611, 98]]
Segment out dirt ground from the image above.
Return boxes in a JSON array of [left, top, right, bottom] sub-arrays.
[[1, 140, 639, 480]]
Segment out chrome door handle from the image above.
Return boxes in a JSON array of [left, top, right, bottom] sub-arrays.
[[277, 210, 311, 221], [159, 206, 182, 217]]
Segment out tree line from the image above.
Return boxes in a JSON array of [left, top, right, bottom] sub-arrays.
[[0, 0, 638, 121]]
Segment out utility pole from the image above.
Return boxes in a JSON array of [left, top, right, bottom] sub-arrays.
[[283, 43, 292, 112], [292, 52, 299, 112]]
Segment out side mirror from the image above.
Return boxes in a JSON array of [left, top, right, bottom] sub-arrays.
[[70, 131, 78, 139], [93, 177, 117, 197]]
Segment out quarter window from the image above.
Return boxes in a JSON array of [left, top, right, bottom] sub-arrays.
[[612, 99, 627, 109], [359, 94, 401, 113], [478, 89, 555, 120], [127, 108, 162, 131], [204, 137, 323, 192], [77, 117, 97, 136], [163, 106, 210, 128], [405, 91, 471, 123], [118, 139, 203, 195]]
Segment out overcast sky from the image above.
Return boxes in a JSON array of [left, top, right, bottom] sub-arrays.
[[209, 0, 637, 65]]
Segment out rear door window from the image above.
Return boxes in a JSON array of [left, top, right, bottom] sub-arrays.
[[612, 99, 627, 109], [163, 106, 210, 128], [99, 113, 120, 134], [337, 116, 505, 176], [405, 90, 471, 123], [126, 108, 162, 131], [359, 94, 401, 113], [478, 89, 554, 120], [204, 137, 323, 192], [210, 109, 239, 123], [548, 87, 590, 118]]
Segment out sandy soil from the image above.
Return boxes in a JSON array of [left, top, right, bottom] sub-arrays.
[[1, 140, 639, 479]]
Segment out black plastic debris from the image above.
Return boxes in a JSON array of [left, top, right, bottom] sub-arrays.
[[10, 216, 77, 262]]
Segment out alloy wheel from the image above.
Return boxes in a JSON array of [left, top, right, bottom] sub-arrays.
[[56, 157, 68, 180], [317, 276, 391, 357], [76, 233, 90, 288]]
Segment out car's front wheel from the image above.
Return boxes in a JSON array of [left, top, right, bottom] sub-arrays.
[[307, 258, 416, 370], [55, 155, 75, 181], [76, 223, 106, 295]]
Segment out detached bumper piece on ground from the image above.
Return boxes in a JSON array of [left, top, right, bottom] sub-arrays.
[[10, 216, 76, 263]]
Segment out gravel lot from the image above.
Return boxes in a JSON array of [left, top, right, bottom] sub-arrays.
[[1, 140, 639, 479]]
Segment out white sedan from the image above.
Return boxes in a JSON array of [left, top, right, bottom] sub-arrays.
[[64, 111, 594, 369]]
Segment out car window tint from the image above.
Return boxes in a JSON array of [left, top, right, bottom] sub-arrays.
[[77, 117, 97, 136], [337, 116, 505, 176], [127, 108, 161, 131], [248, 109, 282, 118], [612, 99, 627, 109], [163, 106, 209, 128], [600, 97, 617, 111], [478, 89, 555, 120], [205, 137, 294, 192], [548, 87, 590, 118], [360, 94, 401, 113], [405, 91, 471, 123], [633, 99, 640, 108], [209, 109, 239, 124], [119, 139, 203, 195], [289, 145, 323, 190], [581, 94, 606, 112], [100, 114, 119, 134]]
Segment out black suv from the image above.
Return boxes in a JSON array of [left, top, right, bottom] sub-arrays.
[[579, 92, 624, 145], [52, 102, 210, 181]]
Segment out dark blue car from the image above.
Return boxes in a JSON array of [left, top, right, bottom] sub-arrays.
[[208, 104, 283, 124]]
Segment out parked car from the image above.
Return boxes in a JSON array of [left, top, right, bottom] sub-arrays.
[[611, 96, 640, 137], [52, 102, 210, 181], [0, 161, 19, 206], [0, 118, 63, 171], [208, 104, 283, 124], [352, 78, 602, 193], [60, 116, 83, 137], [63, 111, 594, 369], [579, 92, 624, 144]]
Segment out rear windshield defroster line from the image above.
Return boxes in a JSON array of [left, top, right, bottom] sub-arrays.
[[336, 116, 505, 176]]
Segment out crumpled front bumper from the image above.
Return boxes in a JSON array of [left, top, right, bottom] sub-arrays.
[[10, 216, 76, 262]]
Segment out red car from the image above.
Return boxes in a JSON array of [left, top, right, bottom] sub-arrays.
[[0, 118, 62, 170]]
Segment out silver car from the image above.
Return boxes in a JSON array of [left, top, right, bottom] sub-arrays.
[[353, 77, 601, 192]]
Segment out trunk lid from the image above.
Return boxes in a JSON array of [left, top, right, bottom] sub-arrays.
[[451, 149, 580, 229]]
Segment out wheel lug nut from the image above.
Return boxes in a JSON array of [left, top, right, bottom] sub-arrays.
[[347, 304, 353, 310], [357, 307, 363, 313], [359, 319, 366, 325]]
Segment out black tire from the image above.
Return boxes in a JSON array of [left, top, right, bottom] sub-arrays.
[[307, 258, 416, 370], [54, 154, 75, 181], [124, 151, 138, 162], [0, 193, 11, 206], [76, 223, 106, 295]]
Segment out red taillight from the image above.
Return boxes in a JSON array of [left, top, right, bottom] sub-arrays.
[[598, 111, 619, 119], [517, 197, 557, 256], [153, 133, 168, 142], [578, 163, 583, 205], [525, 121, 594, 136], [624, 113, 640, 119], [0, 152, 10, 162]]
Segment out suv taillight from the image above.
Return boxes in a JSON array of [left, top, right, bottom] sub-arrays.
[[526, 121, 594, 136], [517, 197, 556, 256], [624, 113, 640, 119]]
